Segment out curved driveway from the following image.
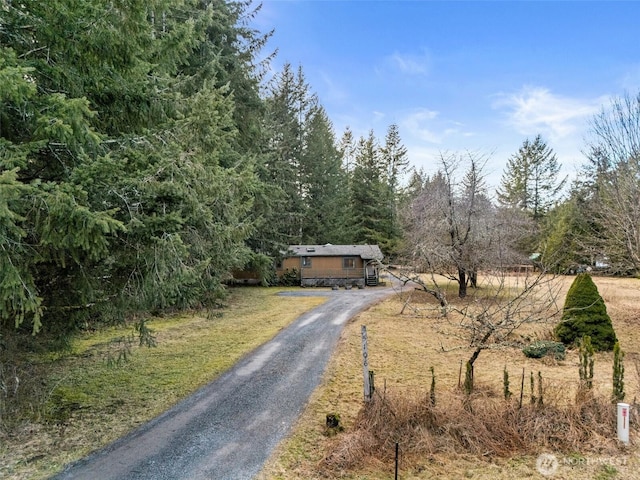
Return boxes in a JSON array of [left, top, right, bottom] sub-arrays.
[[51, 286, 393, 480]]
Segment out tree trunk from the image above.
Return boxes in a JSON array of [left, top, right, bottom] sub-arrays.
[[458, 268, 467, 298], [465, 330, 493, 392], [469, 270, 478, 288], [468, 346, 482, 371], [464, 347, 481, 394]]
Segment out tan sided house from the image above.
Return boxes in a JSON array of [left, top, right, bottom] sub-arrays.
[[277, 244, 384, 287]]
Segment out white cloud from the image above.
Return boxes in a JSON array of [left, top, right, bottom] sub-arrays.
[[399, 108, 477, 147], [492, 86, 606, 140], [400, 108, 442, 144], [372, 111, 386, 122], [379, 49, 432, 77], [388, 51, 431, 75]]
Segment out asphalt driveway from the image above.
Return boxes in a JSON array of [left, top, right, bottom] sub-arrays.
[[51, 286, 393, 480]]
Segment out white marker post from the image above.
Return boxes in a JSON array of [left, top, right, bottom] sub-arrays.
[[617, 402, 630, 444], [361, 325, 371, 402]]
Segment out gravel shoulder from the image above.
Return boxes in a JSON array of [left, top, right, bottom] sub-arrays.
[[51, 287, 392, 480]]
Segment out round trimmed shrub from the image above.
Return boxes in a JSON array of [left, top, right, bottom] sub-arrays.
[[523, 340, 566, 360], [554, 273, 617, 351]]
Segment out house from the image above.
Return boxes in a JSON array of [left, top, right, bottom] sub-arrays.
[[277, 244, 384, 287]]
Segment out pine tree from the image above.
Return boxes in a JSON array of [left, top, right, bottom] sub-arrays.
[[337, 127, 358, 243], [84, 1, 267, 315], [193, 0, 273, 155], [498, 135, 566, 221], [0, 169, 43, 329], [261, 63, 316, 245], [299, 107, 351, 244], [380, 124, 409, 257], [339, 127, 357, 176], [0, 0, 269, 332], [538, 196, 587, 272], [350, 131, 393, 252], [0, 33, 124, 332]]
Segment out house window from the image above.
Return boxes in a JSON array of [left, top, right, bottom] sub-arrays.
[[343, 257, 356, 269], [302, 256, 312, 268]]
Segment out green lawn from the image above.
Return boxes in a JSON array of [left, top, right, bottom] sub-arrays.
[[0, 287, 326, 480]]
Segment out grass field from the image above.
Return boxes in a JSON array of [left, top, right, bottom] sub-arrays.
[[259, 275, 640, 480], [0, 287, 326, 480], [2, 276, 638, 480]]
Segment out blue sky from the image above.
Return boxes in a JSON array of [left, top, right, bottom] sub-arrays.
[[255, 1, 640, 189]]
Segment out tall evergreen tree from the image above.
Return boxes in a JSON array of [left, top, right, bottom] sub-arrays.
[[380, 123, 409, 256], [0, 0, 269, 332], [381, 124, 409, 196], [299, 107, 351, 244], [338, 127, 358, 243], [339, 127, 357, 176], [538, 198, 584, 272], [402, 168, 427, 202], [350, 131, 393, 252], [0, 2, 129, 332], [83, 1, 266, 315], [261, 63, 316, 246], [498, 135, 566, 222], [193, 0, 274, 155]]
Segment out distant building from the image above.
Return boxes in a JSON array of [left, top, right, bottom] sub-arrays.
[[277, 244, 384, 287]]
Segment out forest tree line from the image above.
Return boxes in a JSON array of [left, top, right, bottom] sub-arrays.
[[1, 1, 639, 336]]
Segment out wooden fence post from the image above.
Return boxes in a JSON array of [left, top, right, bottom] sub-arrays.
[[362, 325, 371, 402]]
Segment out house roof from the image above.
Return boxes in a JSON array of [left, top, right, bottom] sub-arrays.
[[284, 244, 384, 261]]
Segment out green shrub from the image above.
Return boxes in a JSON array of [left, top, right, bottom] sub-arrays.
[[612, 341, 625, 402], [522, 340, 566, 360], [278, 268, 300, 286], [579, 335, 595, 389], [554, 273, 617, 351]]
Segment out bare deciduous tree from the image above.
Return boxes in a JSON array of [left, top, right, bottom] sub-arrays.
[[397, 151, 561, 391], [585, 92, 640, 274], [387, 266, 562, 392], [452, 270, 562, 389], [403, 152, 530, 298]]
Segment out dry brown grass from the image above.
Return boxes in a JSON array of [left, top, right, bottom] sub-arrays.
[[323, 388, 617, 472], [260, 275, 640, 480]]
